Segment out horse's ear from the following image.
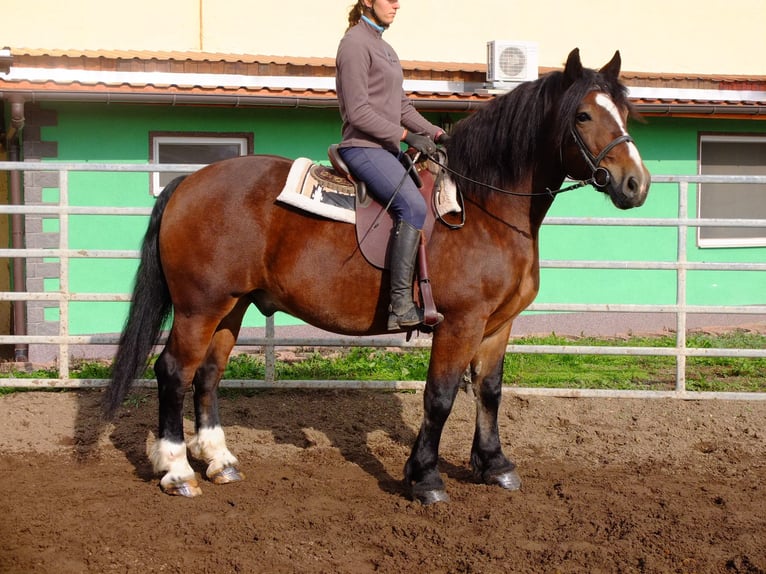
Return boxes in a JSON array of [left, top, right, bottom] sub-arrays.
[[599, 50, 622, 81], [563, 48, 583, 84]]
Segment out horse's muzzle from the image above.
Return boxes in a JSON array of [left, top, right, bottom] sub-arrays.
[[605, 164, 650, 210]]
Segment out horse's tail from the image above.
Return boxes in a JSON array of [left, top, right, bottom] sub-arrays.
[[102, 176, 186, 420]]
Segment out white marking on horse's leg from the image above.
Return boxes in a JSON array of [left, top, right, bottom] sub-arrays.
[[149, 438, 196, 489], [188, 425, 239, 478], [595, 93, 643, 166]]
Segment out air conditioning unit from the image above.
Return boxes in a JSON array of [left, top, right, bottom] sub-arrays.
[[486, 41, 539, 84]]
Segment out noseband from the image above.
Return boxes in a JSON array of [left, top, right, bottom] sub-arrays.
[[570, 128, 634, 190]]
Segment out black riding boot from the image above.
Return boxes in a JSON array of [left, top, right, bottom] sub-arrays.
[[387, 220, 443, 330]]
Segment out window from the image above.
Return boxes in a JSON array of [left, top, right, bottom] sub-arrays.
[[150, 132, 253, 196], [698, 134, 766, 248]]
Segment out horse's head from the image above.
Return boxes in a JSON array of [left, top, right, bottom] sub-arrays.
[[559, 49, 650, 209]]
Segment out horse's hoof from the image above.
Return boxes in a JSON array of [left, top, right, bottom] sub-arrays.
[[209, 465, 245, 485], [162, 478, 202, 497], [413, 488, 450, 505], [488, 469, 522, 491]]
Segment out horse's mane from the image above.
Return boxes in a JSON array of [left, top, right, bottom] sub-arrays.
[[446, 64, 631, 191]]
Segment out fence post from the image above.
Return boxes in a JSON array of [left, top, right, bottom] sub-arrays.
[[675, 181, 688, 392], [264, 315, 276, 384]]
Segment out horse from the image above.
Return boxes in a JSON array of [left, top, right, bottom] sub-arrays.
[[104, 48, 650, 505]]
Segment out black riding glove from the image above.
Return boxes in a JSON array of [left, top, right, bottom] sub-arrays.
[[435, 131, 450, 146], [404, 131, 437, 156]]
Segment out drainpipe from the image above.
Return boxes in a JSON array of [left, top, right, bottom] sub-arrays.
[[7, 96, 28, 362]]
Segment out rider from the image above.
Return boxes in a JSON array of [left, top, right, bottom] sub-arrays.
[[336, 0, 447, 330]]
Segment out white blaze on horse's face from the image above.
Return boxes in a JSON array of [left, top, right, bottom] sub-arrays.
[[594, 93, 644, 168], [577, 91, 650, 209]]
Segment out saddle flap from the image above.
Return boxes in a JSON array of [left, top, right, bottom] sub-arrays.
[[355, 160, 437, 270]]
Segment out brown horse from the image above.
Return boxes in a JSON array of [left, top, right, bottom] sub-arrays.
[[104, 48, 650, 504]]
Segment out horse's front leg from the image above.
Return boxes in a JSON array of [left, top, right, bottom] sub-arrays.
[[404, 325, 476, 505], [468, 325, 521, 490], [404, 375, 461, 505]]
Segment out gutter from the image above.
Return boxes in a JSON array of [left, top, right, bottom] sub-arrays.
[[4, 96, 28, 362], [636, 103, 766, 117], [0, 89, 491, 112], [2, 89, 766, 117]]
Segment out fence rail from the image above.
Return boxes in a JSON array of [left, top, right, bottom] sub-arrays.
[[1, 162, 765, 399]]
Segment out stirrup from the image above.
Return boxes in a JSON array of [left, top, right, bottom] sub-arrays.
[[387, 305, 443, 331], [387, 305, 423, 331]]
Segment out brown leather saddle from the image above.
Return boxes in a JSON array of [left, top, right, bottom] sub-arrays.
[[327, 144, 440, 326], [327, 144, 437, 269]]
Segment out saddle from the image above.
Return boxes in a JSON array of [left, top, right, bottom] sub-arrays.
[[327, 144, 435, 269], [327, 144, 440, 326]]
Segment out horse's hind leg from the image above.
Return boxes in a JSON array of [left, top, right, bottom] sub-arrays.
[[187, 299, 249, 485], [151, 340, 204, 497], [151, 306, 239, 497]]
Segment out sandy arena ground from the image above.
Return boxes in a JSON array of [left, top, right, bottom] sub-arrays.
[[0, 387, 764, 573]]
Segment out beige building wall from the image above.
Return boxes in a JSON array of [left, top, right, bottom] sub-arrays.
[[2, 0, 765, 74]]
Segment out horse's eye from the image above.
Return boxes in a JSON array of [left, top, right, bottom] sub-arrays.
[[576, 112, 591, 123]]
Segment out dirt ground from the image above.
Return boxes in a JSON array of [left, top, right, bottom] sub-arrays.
[[0, 388, 764, 574]]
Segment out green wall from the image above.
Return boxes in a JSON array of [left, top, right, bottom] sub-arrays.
[[539, 117, 766, 308], [37, 103, 766, 334], [41, 103, 343, 334]]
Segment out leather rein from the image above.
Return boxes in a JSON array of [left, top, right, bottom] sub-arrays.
[[428, 127, 634, 199]]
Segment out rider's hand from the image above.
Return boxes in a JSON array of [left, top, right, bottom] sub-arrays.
[[403, 131, 437, 156], [435, 131, 450, 146]]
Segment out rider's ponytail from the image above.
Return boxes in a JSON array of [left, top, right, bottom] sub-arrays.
[[347, 1, 365, 30]]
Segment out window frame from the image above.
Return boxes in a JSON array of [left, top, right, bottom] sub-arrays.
[[149, 131, 254, 196], [697, 132, 766, 249]]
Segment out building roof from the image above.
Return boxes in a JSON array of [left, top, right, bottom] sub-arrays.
[[2, 48, 766, 117]]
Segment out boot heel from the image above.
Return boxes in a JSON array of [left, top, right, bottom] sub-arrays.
[[387, 305, 424, 330]]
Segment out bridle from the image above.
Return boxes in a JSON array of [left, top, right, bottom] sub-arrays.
[[569, 128, 634, 191], [424, 124, 636, 229]]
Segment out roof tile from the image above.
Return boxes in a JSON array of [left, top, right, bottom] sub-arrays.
[[2, 47, 765, 115]]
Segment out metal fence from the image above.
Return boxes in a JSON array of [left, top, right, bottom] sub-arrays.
[[1, 161, 765, 399]]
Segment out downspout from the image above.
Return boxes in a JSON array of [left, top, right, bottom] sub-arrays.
[[7, 96, 28, 362]]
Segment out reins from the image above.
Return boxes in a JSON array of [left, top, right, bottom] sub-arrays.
[[427, 152, 594, 199], [428, 126, 635, 203]]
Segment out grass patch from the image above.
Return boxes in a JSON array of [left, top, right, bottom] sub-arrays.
[[503, 331, 766, 392], [504, 335, 673, 390], [1, 331, 765, 393]]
